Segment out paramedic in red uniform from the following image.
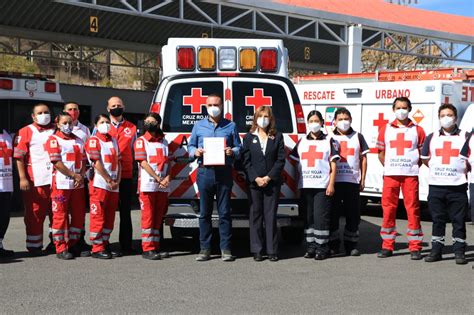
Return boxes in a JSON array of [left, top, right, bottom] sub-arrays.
[[329, 108, 369, 256], [86, 114, 121, 259], [0, 126, 14, 258], [106, 96, 137, 255], [14, 103, 55, 256], [376, 97, 425, 260], [134, 113, 171, 260], [45, 112, 87, 260], [421, 104, 469, 265]]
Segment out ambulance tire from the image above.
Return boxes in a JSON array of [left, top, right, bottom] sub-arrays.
[[280, 227, 304, 244]]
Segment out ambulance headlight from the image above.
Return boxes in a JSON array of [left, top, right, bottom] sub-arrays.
[[218, 47, 237, 71], [239, 47, 257, 72], [198, 47, 216, 71]]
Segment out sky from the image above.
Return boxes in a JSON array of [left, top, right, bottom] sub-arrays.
[[411, 0, 474, 17]]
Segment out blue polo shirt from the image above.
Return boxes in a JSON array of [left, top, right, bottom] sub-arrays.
[[188, 117, 241, 166]]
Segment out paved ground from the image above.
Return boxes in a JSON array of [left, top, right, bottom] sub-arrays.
[[1, 205, 473, 314]]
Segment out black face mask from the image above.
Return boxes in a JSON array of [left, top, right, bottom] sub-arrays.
[[144, 122, 160, 133], [109, 107, 124, 117]]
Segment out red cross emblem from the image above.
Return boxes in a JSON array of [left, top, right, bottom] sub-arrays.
[[183, 88, 208, 114], [104, 147, 118, 172], [435, 141, 459, 165], [66, 144, 82, 169], [245, 88, 272, 111], [339, 141, 355, 163], [390, 133, 412, 156], [301, 145, 324, 167], [0, 141, 12, 166], [373, 113, 389, 132], [148, 147, 166, 172]]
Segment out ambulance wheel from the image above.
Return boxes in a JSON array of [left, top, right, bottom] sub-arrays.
[[281, 227, 304, 244]]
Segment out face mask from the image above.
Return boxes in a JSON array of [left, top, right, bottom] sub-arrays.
[[67, 110, 79, 121], [395, 109, 409, 121], [308, 122, 321, 133], [144, 122, 160, 133], [97, 122, 111, 135], [60, 124, 73, 135], [207, 106, 221, 118], [36, 113, 51, 126], [109, 107, 124, 117], [257, 117, 270, 129], [336, 120, 351, 132], [440, 116, 455, 129]]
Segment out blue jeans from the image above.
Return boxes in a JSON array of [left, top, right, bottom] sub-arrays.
[[196, 166, 233, 251]]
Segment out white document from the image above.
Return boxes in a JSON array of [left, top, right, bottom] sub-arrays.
[[203, 137, 226, 166]]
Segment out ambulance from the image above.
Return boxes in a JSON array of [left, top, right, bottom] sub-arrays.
[[294, 68, 474, 202], [149, 38, 305, 241]]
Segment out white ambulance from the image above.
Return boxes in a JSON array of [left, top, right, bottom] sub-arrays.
[[294, 68, 474, 202], [150, 38, 306, 241]]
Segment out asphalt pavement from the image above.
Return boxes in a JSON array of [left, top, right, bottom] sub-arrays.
[[1, 205, 473, 314]]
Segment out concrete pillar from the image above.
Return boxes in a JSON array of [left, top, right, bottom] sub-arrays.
[[339, 24, 362, 73]]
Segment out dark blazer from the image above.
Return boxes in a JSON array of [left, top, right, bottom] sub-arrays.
[[242, 131, 286, 187]]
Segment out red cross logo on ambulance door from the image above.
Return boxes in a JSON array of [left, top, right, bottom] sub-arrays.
[[435, 141, 459, 165], [245, 88, 272, 111], [373, 113, 389, 133], [183, 88, 208, 114]]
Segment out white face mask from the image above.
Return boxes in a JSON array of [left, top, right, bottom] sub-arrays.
[[308, 122, 321, 133], [60, 124, 73, 135], [36, 113, 51, 126], [97, 122, 111, 135], [207, 106, 221, 118], [440, 116, 455, 129], [336, 120, 351, 132], [395, 109, 409, 121], [257, 117, 270, 129]]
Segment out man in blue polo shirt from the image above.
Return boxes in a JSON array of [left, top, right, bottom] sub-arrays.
[[188, 93, 241, 262]]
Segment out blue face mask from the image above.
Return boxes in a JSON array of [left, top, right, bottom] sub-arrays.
[[60, 124, 73, 134]]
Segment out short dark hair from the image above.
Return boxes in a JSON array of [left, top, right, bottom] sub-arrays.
[[207, 93, 222, 104], [438, 103, 457, 118], [307, 110, 324, 124], [31, 103, 50, 114], [392, 97, 412, 111], [334, 107, 352, 120], [54, 112, 71, 125], [94, 113, 110, 125], [64, 101, 79, 109]]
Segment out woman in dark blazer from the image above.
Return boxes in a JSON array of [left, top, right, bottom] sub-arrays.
[[242, 106, 285, 262]]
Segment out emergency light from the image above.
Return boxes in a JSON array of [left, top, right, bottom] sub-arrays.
[[259, 48, 278, 72], [218, 47, 237, 71], [177, 47, 195, 71], [44, 82, 57, 93], [198, 47, 216, 71], [239, 48, 257, 72], [0, 79, 13, 90]]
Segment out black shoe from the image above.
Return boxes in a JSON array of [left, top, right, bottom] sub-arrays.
[[56, 251, 74, 260], [410, 250, 422, 260], [424, 252, 442, 263], [346, 249, 360, 257], [304, 252, 315, 259], [0, 248, 14, 258], [455, 253, 468, 265], [28, 248, 46, 257], [142, 250, 161, 260], [268, 254, 279, 262], [69, 245, 91, 258], [105, 246, 122, 258], [253, 254, 264, 262], [91, 251, 112, 259], [45, 241, 56, 254], [314, 251, 329, 261], [377, 249, 393, 258]]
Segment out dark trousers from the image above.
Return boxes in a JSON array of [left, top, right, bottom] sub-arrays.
[[196, 166, 233, 251], [470, 183, 474, 223], [0, 192, 12, 241], [249, 182, 281, 255], [428, 184, 468, 254], [302, 188, 332, 254], [330, 182, 360, 249], [118, 178, 133, 250]]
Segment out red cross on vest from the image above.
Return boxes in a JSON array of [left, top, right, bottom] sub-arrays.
[[104, 147, 118, 171], [435, 141, 459, 165], [339, 141, 355, 163], [373, 113, 389, 132], [66, 144, 82, 169], [390, 133, 412, 156], [148, 147, 165, 171], [301, 145, 324, 167], [0, 141, 12, 166], [183, 88, 208, 114], [245, 88, 272, 111]]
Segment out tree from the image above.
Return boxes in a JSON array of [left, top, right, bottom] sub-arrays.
[[0, 54, 40, 73]]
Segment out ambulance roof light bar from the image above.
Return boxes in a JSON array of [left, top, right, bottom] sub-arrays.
[[177, 47, 195, 71]]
